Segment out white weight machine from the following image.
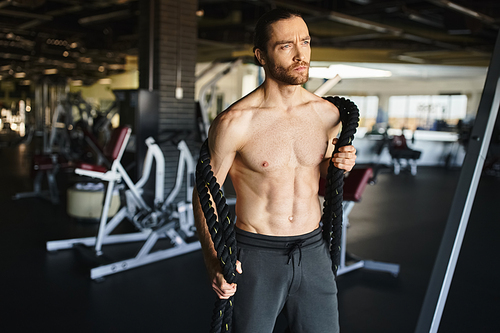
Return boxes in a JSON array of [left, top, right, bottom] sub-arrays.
[[47, 126, 201, 280]]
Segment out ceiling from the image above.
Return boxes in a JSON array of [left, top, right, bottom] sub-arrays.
[[0, 0, 499, 85]]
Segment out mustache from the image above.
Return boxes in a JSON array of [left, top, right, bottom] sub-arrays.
[[291, 61, 309, 69]]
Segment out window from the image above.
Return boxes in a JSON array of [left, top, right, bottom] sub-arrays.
[[388, 95, 467, 130], [340, 95, 379, 130]]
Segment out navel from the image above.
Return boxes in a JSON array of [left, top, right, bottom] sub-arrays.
[[262, 161, 269, 168]]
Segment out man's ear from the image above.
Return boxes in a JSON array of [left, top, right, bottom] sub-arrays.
[[254, 48, 266, 66]]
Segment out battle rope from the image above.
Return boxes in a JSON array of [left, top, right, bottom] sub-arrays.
[[195, 96, 359, 333], [196, 139, 237, 333], [321, 96, 360, 276]]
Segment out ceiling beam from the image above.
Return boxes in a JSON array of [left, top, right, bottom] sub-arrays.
[[0, 9, 52, 20], [79, 9, 132, 25], [0, 0, 12, 10], [426, 0, 499, 29], [273, 0, 488, 55], [275, 0, 403, 35]]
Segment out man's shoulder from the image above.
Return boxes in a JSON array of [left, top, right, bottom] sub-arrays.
[[209, 98, 256, 143], [302, 90, 339, 114], [214, 101, 253, 128], [214, 92, 261, 126]]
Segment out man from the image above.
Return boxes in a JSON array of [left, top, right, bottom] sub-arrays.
[[193, 8, 357, 333]]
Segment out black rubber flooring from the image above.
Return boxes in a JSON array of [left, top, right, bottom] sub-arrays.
[[0, 142, 499, 333]]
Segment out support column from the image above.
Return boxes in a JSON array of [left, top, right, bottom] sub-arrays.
[[139, 0, 197, 198]]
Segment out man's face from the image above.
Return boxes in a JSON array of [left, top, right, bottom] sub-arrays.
[[263, 16, 311, 85]]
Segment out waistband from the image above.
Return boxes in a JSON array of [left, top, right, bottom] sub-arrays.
[[235, 226, 324, 250]]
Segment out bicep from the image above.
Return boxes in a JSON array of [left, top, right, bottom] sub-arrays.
[[324, 123, 340, 158]]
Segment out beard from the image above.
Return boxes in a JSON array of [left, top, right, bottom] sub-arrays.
[[268, 60, 309, 85]]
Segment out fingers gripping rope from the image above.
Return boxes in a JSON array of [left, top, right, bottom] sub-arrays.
[[321, 96, 360, 277], [196, 140, 237, 333]]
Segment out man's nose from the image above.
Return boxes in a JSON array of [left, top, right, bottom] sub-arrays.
[[294, 45, 306, 61]]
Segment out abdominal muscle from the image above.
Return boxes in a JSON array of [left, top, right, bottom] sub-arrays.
[[230, 165, 323, 236]]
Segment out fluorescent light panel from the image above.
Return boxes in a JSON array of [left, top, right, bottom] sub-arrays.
[[44, 68, 58, 74], [309, 64, 392, 79]]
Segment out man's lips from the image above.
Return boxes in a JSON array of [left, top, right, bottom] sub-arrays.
[[294, 65, 308, 71]]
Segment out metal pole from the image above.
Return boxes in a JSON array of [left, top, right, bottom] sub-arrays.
[[149, 0, 155, 92], [415, 31, 500, 333]]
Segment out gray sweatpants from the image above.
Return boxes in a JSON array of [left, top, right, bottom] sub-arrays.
[[233, 227, 340, 333]]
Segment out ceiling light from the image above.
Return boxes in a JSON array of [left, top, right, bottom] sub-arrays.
[[98, 66, 105, 72], [309, 64, 392, 79], [71, 80, 83, 86], [108, 64, 124, 70], [44, 68, 58, 75], [99, 78, 112, 85], [14, 72, 26, 78], [395, 55, 426, 64], [20, 80, 31, 85], [196, 9, 204, 17], [79, 57, 92, 63], [63, 51, 69, 57]]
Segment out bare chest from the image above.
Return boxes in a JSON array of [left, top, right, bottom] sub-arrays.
[[240, 115, 328, 172]]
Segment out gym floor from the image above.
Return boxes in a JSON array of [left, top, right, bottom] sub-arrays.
[[0, 142, 499, 333]]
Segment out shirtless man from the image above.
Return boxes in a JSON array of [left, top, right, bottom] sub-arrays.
[[193, 8, 357, 333]]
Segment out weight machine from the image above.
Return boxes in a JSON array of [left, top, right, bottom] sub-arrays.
[[46, 126, 201, 280]]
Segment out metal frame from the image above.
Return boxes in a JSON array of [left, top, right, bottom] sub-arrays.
[[197, 58, 243, 140], [337, 200, 400, 277], [46, 129, 201, 280], [415, 31, 500, 333]]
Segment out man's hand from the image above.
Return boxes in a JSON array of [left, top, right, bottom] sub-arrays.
[[331, 138, 356, 172], [211, 260, 243, 299]]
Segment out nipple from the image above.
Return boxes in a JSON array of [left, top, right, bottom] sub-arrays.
[[288, 216, 294, 222], [262, 161, 269, 167]]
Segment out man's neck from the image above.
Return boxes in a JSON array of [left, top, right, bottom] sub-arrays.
[[259, 78, 306, 109]]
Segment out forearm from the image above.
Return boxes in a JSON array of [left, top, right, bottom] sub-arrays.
[[192, 189, 220, 276]]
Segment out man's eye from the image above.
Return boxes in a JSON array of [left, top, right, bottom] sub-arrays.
[[282, 44, 290, 49], [303, 40, 310, 45]]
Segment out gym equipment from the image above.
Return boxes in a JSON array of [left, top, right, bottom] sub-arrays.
[[319, 167, 400, 277], [13, 92, 112, 204], [12, 153, 71, 204], [389, 134, 422, 175], [195, 96, 359, 333], [196, 140, 237, 333], [47, 126, 201, 280], [67, 183, 121, 220], [320, 96, 360, 275], [416, 31, 500, 333]]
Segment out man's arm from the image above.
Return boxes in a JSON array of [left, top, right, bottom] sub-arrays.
[[192, 110, 244, 299], [320, 114, 357, 177]]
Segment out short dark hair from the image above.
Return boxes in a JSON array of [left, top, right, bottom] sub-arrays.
[[253, 8, 302, 66]]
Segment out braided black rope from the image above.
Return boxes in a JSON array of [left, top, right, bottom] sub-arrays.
[[196, 139, 237, 333], [321, 96, 360, 276], [195, 96, 359, 332]]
